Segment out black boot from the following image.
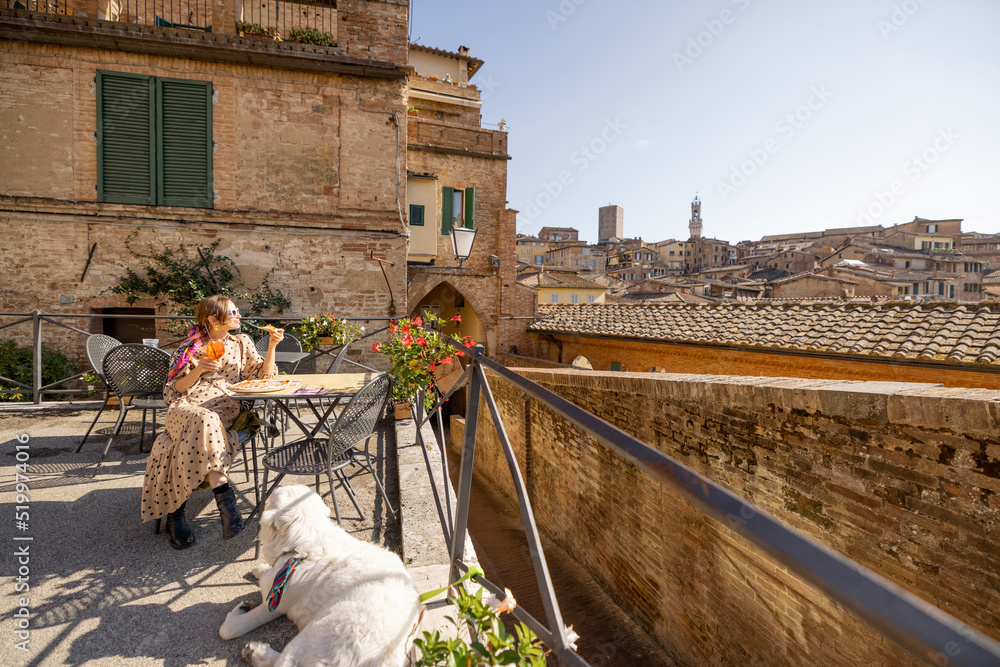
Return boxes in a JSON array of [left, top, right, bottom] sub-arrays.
[[165, 502, 195, 550], [213, 483, 244, 540]]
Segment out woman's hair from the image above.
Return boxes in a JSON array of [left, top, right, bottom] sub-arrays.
[[194, 295, 232, 330]]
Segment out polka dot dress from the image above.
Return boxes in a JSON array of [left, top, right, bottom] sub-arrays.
[[140, 333, 274, 523]]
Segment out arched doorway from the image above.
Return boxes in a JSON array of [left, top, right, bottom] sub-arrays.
[[410, 282, 486, 355]]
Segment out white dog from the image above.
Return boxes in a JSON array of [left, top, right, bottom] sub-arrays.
[[220, 485, 421, 667]]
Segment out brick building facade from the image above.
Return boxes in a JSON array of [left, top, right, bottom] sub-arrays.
[[1, 0, 411, 361], [403, 43, 531, 356]]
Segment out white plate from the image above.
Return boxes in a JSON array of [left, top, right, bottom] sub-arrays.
[[230, 381, 293, 394]]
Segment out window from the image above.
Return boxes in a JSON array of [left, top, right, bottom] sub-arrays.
[[441, 186, 475, 234], [97, 70, 213, 207], [913, 282, 919, 295], [610, 361, 621, 371], [408, 204, 424, 226], [588, 295, 595, 303], [927, 224, 938, 233], [551, 293, 559, 303], [583, 248, 590, 256], [571, 294, 578, 303], [534, 256, 543, 265]]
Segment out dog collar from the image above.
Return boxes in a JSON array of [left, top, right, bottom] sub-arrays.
[[267, 556, 299, 612]]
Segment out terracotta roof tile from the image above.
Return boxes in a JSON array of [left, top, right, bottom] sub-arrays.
[[528, 302, 1000, 366]]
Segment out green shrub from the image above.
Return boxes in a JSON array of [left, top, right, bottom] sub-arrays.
[[288, 26, 336, 46], [236, 22, 281, 40], [0, 340, 80, 402]]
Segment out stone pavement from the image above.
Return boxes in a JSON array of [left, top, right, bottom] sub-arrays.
[[0, 401, 470, 666]]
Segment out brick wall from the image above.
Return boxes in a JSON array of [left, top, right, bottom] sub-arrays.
[[539, 334, 1000, 390], [463, 369, 1000, 665], [405, 118, 511, 355], [0, 40, 409, 366]]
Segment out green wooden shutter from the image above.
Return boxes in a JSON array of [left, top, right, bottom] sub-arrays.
[[409, 204, 425, 226], [157, 77, 213, 208], [441, 186, 454, 235], [464, 186, 475, 229], [97, 71, 155, 205], [610, 361, 621, 371]]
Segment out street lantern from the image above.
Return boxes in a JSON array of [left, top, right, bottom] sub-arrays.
[[450, 226, 477, 269]]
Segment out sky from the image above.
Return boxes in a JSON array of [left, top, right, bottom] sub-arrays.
[[409, 0, 1000, 246]]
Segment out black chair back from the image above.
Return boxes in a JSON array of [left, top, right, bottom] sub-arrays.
[[102, 344, 170, 399], [86, 334, 121, 382], [327, 373, 392, 458]]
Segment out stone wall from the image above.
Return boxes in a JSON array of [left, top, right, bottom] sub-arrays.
[[539, 334, 1000, 390], [463, 368, 1000, 665], [0, 40, 409, 365]]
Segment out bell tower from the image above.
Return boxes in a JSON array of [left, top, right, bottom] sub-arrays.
[[689, 194, 702, 239]]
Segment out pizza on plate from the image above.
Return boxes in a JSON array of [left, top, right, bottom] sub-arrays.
[[230, 378, 292, 392]]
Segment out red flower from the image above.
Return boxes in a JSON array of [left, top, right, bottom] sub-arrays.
[[462, 336, 476, 347], [441, 355, 453, 365], [428, 362, 439, 371], [389, 322, 397, 334], [417, 337, 427, 348], [454, 350, 465, 357], [412, 316, 423, 327], [402, 324, 411, 334], [371, 342, 381, 353], [402, 334, 414, 347], [451, 314, 462, 322]]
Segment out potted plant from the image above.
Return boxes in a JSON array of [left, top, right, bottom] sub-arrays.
[[287, 26, 336, 46], [372, 313, 474, 418], [407, 105, 419, 116], [236, 21, 282, 40], [298, 313, 362, 351]]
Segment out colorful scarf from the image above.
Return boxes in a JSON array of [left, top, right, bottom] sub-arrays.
[[267, 556, 300, 611], [166, 325, 207, 384]]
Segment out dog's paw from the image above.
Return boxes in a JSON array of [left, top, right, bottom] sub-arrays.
[[242, 641, 278, 667], [251, 562, 272, 581]]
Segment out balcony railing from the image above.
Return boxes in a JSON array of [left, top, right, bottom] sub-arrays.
[[410, 337, 1000, 666], [0, 311, 385, 403], [2, 0, 337, 42]]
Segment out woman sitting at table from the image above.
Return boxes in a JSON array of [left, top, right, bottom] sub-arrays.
[[140, 295, 284, 550]]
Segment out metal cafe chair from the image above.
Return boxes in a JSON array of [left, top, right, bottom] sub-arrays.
[[89, 344, 169, 474], [252, 372, 395, 558], [255, 333, 305, 374], [76, 334, 121, 451]]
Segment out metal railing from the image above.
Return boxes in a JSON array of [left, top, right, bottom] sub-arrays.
[[238, 0, 336, 42], [0, 311, 389, 403], [3, 0, 67, 13], [410, 340, 1000, 666], [2, 0, 337, 41]]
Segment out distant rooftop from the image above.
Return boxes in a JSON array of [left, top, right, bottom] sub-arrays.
[[529, 302, 1000, 365]]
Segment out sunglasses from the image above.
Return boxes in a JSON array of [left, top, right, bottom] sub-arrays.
[[224, 308, 241, 318]]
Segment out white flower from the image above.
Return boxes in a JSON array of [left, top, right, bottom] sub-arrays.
[[486, 587, 516, 614], [564, 625, 579, 651], [361, 326, 366, 331]]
